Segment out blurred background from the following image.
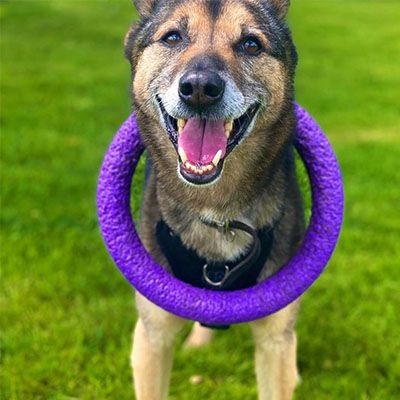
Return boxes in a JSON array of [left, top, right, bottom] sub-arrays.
[[1, 1, 399, 399]]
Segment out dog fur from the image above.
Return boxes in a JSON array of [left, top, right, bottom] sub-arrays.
[[124, 1, 304, 399]]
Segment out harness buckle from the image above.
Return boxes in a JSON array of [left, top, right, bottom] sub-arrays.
[[215, 220, 236, 242]]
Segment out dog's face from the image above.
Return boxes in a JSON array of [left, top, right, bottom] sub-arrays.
[[126, 0, 296, 187]]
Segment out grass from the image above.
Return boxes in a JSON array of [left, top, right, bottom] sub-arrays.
[[1, 1, 399, 399]]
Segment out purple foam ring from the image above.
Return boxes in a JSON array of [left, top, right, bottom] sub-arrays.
[[97, 103, 344, 325]]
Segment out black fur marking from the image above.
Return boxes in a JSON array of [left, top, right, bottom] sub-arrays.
[[207, 0, 223, 20], [187, 54, 226, 72]]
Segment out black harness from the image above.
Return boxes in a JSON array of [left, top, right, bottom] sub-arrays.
[[155, 218, 274, 329]]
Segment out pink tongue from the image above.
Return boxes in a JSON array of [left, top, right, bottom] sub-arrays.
[[178, 119, 227, 165]]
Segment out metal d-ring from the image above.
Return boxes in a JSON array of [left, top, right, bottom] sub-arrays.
[[202, 264, 230, 288]]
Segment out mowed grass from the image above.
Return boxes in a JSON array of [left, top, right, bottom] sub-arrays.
[[1, 1, 399, 399]]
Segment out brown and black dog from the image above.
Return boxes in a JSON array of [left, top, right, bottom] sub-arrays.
[[124, 0, 304, 398]]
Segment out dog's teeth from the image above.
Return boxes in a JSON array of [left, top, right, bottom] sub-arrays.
[[212, 149, 223, 167], [183, 161, 216, 175], [224, 120, 233, 131], [177, 119, 186, 133], [178, 146, 188, 163], [186, 162, 197, 173], [224, 120, 233, 138]]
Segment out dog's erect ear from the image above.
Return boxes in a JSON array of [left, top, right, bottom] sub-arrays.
[[124, 23, 138, 60], [269, 0, 290, 20], [125, 0, 158, 60], [133, 0, 156, 17]]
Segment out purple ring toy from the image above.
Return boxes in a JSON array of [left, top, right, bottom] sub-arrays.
[[97, 103, 344, 325]]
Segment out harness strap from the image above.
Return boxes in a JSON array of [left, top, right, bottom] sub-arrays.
[[155, 219, 274, 328], [200, 219, 262, 289]]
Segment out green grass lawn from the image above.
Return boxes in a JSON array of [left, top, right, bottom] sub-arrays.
[[1, 1, 399, 399]]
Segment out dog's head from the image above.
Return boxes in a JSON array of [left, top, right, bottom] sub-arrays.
[[125, 0, 297, 187]]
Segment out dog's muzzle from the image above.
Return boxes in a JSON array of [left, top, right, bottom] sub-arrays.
[[157, 94, 260, 185]]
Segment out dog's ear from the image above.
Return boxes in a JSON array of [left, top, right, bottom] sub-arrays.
[[133, 0, 156, 18], [124, 24, 138, 60], [269, 0, 290, 20]]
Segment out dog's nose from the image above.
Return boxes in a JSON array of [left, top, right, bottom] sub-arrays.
[[179, 71, 225, 108]]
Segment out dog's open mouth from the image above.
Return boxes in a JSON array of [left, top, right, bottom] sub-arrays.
[[157, 98, 260, 185]]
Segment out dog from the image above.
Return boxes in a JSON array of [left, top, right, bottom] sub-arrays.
[[124, 0, 304, 399]]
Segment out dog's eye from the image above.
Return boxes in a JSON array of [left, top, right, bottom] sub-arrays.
[[240, 36, 263, 56], [161, 31, 183, 46]]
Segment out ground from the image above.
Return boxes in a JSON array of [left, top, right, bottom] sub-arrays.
[[1, 1, 399, 399]]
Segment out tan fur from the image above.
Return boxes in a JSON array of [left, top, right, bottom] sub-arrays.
[[184, 322, 214, 349], [251, 301, 300, 400], [125, 1, 303, 399], [131, 294, 185, 400]]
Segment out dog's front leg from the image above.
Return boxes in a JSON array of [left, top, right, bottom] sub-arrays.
[[131, 293, 185, 400], [250, 301, 300, 400]]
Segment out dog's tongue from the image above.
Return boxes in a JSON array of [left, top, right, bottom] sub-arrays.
[[178, 119, 227, 165]]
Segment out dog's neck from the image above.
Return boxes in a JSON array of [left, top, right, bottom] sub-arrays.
[[152, 159, 289, 262]]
